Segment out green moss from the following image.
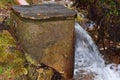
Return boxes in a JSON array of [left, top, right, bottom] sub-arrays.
[[0, 30, 27, 79], [0, 0, 15, 9], [0, 66, 4, 74], [0, 30, 16, 63], [0, 0, 14, 4]]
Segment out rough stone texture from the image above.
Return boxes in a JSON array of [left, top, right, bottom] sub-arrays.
[[10, 4, 76, 80]]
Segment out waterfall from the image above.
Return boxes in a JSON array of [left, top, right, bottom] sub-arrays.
[[74, 22, 120, 80]]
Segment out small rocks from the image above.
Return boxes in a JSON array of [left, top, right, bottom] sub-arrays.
[[25, 63, 63, 80]]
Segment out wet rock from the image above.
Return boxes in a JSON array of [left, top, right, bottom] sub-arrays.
[[11, 4, 76, 79], [74, 72, 95, 80]]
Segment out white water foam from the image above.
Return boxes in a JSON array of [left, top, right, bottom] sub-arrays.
[[74, 22, 120, 80]]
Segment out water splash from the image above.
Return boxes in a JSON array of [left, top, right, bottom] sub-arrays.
[[74, 22, 120, 80]]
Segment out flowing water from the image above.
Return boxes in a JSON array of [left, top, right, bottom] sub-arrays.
[[74, 22, 120, 80]]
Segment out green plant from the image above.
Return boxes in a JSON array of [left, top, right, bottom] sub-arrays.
[[0, 66, 4, 74], [0, 0, 15, 8], [101, 0, 119, 15], [0, 0, 14, 3]]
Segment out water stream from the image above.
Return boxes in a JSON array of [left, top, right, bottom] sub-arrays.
[[74, 22, 120, 80]]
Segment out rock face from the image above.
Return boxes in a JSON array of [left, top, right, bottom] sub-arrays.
[[10, 4, 76, 79]]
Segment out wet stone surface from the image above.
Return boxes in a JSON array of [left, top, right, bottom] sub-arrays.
[[12, 3, 76, 20]]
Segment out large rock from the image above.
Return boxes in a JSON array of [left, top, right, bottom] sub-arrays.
[[10, 3, 76, 79]]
